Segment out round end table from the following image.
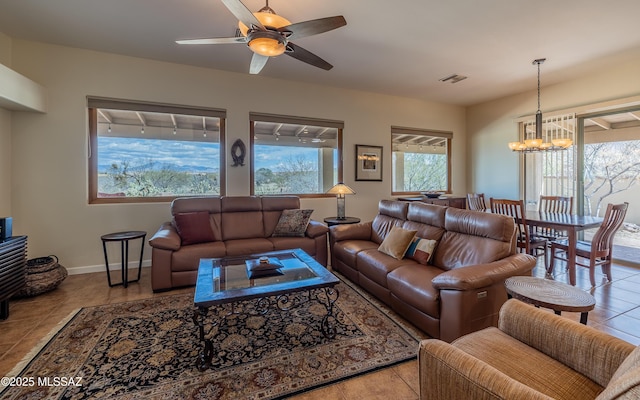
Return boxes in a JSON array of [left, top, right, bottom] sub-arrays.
[[505, 276, 595, 324], [101, 231, 146, 288], [324, 217, 361, 227]]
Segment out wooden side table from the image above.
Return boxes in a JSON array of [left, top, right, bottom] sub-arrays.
[[324, 217, 361, 227], [101, 231, 146, 288], [505, 276, 595, 324]]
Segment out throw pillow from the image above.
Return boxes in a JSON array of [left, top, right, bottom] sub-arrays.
[[174, 211, 215, 245], [378, 227, 417, 260], [405, 237, 438, 264], [272, 209, 314, 237]]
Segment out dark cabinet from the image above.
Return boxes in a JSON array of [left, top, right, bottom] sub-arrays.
[[397, 196, 467, 209], [0, 236, 28, 319]]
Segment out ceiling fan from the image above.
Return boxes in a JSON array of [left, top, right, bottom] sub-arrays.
[[176, 0, 347, 74]]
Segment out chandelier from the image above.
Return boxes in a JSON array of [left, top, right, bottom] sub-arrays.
[[508, 58, 573, 152]]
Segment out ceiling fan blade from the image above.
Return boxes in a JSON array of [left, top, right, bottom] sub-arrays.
[[250, 53, 270, 74], [176, 37, 247, 45], [221, 0, 265, 31], [280, 16, 346, 41], [285, 42, 333, 70]]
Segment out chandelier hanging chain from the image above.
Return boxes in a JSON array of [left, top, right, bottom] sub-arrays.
[[537, 60, 541, 113]]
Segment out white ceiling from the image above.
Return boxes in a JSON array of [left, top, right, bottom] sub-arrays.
[[2, 0, 640, 106]]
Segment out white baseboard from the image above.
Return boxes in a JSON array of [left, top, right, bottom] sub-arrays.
[[66, 260, 152, 275]]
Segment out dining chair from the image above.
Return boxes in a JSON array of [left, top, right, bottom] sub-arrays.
[[539, 195, 573, 214], [467, 193, 487, 211], [490, 198, 548, 269], [535, 195, 574, 240], [549, 202, 628, 287]]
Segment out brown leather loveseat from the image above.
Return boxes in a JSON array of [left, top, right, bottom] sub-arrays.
[[149, 196, 328, 291], [330, 200, 536, 342]]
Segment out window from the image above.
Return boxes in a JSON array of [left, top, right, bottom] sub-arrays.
[[250, 113, 343, 196], [88, 97, 225, 203], [522, 114, 577, 211], [391, 126, 452, 194]]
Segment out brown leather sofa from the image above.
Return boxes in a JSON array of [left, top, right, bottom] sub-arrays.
[[330, 200, 536, 342], [149, 196, 329, 291]]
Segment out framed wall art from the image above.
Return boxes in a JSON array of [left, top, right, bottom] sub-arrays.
[[355, 144, 383, 181]]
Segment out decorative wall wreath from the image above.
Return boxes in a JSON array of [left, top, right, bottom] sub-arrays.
[[230, 139, 246, 167]]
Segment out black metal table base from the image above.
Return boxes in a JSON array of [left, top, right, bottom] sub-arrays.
[[194, 286, 340, 371], [101, 231, 146, 288], [0, 300, 9, 320]]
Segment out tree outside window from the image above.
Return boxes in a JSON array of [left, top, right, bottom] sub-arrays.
[[391, 126, 452, 194], [250, 114, 343, 196]]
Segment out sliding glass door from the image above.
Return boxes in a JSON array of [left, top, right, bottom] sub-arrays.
[[579, 107, 640, 254], [523, 106, 640, 257]]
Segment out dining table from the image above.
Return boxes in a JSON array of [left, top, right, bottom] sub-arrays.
[[524, 211, 603, 285]]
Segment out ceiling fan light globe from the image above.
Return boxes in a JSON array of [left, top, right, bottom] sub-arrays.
[[238, 12, 291, 36], [248, 37, 286, 56]]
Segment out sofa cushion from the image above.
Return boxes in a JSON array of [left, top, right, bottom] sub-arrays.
[[224, 238, 274, 256], [378, 226, 417, 259], [271, 209, 313, 237], [405, 237, 438, 264], [171, 241, 227, 272], [432, 208, 515, 270], [387, 265, 442, 318], [174, 211, 215, 245], [453, 327, 604, 400], [269, 237, 317, 257], [407, 202, 447, 226], [172, 196, 221, 214], [171, 196, 223, 240], [220, 196, 266, 240], [332, 240, 379, 270], [371, 200, 409, 244], [262, 196, 301, 235], [356, 249, 414, 288]]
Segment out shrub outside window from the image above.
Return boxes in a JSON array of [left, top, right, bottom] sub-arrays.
[[88, 97, 225, 203], [391, 126, 452, 194]]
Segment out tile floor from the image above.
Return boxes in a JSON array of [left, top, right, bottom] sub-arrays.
[[1, 260, 639, 399]]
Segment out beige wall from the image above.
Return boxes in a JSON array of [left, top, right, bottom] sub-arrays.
[[467, 54, 640, 200], [5, 38, 466, 273], [0, 107, 10, 216], [0, 33, 12, 215]]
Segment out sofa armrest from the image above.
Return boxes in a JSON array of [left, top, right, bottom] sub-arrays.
[[419, 339, 553, 400], [148, 222, 181, 251], [431, 253, 535, 291], [330, 221, 373, 242], [305, 220, 329, 239], [499, 299, 635, 387]]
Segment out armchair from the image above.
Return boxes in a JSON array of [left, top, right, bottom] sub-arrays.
[[419, 299, 640, 400]]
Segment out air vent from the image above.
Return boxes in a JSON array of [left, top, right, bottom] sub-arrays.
[[439, 74, 468, 84]]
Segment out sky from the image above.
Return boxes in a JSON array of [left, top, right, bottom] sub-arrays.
[[98, 137, 321, 173]]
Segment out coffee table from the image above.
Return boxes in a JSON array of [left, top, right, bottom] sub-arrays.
[[193, 248, 341, 371], [505, 276, 596, 324]]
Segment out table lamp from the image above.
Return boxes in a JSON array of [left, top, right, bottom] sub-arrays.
[[326, 183, 356, 220]]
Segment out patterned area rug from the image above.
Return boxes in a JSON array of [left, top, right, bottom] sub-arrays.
[[1, 278, 423, 399]]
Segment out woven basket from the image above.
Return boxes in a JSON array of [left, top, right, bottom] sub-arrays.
[[14, 255, 68, 298]]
